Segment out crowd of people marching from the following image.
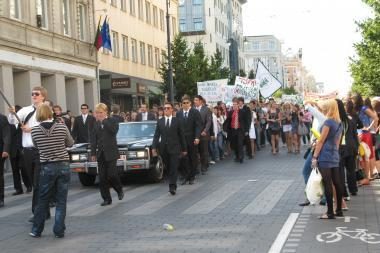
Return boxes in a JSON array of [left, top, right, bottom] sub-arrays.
[[0, 85, 379, 238]]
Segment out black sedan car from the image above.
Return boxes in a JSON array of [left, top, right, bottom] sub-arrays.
[[69, 121, 164, 186]]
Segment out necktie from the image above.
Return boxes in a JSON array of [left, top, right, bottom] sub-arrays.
[[166, 118, 170, 128], [184, 112, 188, 119]]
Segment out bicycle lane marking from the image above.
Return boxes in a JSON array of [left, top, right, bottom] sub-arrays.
[[316, 227, 380, 244]]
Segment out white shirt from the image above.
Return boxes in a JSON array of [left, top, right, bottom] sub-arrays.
[[164, 116, 172, 127], [305, 104, 326, 142], [8, 105, 39, 148], [142, 112, 148, 121], [82, 114, 88, 123], [183, 109, 190, 118], [212, 113, 219, 136], [196, 106, 202, 111]]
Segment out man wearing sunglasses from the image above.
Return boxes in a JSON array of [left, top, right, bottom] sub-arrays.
[[8, 86, 50, 221], [152, 102, 187, 195], [72, 104, 95, 143]]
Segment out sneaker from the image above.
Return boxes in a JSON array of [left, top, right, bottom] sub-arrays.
[[55, 234, 64, 238], [344, 196, 350, 201], [209, 161, 216, 165], [29, 232, 41, 238]]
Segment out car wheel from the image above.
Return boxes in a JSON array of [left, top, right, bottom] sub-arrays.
[[78, 173, 96, 186], [148, 156, 164, 183]]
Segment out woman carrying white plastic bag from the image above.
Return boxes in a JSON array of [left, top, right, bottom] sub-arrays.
[[305, 167, 324, 204]]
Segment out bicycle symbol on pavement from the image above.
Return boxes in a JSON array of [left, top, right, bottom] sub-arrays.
[[316, 227, 380, 244]]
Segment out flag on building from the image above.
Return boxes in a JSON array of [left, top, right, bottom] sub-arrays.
[[256, 60, 282, 98], [101, 16, 112, 52], [93, 17, 103, 50]]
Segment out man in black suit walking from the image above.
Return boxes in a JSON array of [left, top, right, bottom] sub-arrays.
[[152, 102, 187, 195], [90, 103, 124, 206], [176, 95, 202, 185], [72, 104, 95, 143], [136, 103, 156, 121], [238, 97, 253, 159], [0, 113, 11, 207], [193, 95, 212, 174], [225, 98, 248, 163]]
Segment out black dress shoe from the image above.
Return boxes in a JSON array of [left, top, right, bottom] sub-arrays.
[[169, 185, 176, 195], [54, 234, 64, 238], [118, 191, 124, 201], [12, 191, 23, 196], [299, 201, 310, 207], [0, 201, 4, 208], [100, 200, 112, 206]]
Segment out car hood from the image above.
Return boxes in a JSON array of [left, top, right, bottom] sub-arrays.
[[117, 137, 153, 149]]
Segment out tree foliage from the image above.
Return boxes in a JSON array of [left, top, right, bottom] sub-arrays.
[[159, 35, 230, 101], [350, 0, 380, 96]]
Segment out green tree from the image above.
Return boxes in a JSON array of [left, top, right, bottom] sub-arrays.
[[350, 0, 380, 96], [239, 69, 247, 77], [208, 49, 230, 80], [248, 69, 255, 79]]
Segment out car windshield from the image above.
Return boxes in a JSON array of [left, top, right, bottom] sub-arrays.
[[117, 122, 156, 139]]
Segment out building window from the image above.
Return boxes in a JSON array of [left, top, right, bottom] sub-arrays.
[[78, 4, 87, 41], [253, 41, 259, 50], [140, 42, 146, 65], [152, 5, 158, 27], [130, 0, 136, 16], [62, 0, 70, 35], [193, 0, 202, 5], [10, 0, 21, 20], [172, 17, 177, 36], [154, 47, 160, 69], [179, 19, 186, 32], [159, 9, 165, 31], [112, 32, 119, 57], [131, 39, 138, 62], [161, 50, 166, 64], [193, 18, 203, 31], [111, 0, 117, 7], [36, 0, 48, 29], [145, 1, 151, 24], [121, 0, 127, 11], [147, 45, 153, 67], [269, 40, 275, 49], [122, 35, 129, 60], [138, 0, 144, 20]]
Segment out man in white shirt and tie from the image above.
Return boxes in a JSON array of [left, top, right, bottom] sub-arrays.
[[137, 103, 155, 121], [72, 104, 95, 143]]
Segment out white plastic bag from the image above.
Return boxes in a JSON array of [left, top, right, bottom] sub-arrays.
[[305, 167, 324, 204]]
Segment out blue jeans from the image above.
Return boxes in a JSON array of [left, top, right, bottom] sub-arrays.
[[216, 132, 225, 159], [32, 161, 70, 236], [209, 139, 216, 161], [303, 151, 313, 184]]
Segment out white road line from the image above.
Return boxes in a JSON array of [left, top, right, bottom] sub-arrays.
[[182, 181, 247, 215], [268, 213, 299, 253], [125, 183, 203, 215], [73, 185, 161, 216], [240, 180, 293, 215]]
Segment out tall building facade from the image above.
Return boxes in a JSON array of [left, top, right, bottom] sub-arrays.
[[95, 0, 178, 111], [244, 35, 284, 84], [0, 0, 98, 115], [178, 0, 246, 74]]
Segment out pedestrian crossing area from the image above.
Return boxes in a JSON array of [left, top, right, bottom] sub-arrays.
[[0, 179, 294, 220]]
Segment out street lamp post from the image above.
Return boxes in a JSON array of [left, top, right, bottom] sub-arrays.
[[166, 0, 174, 103]]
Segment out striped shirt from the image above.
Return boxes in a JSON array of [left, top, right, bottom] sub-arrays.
[[31, 121, 74, 163]]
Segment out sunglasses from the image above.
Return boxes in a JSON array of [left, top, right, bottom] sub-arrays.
[[164, 107, 172, 110], [81, 107, 88, 110], [31, 92, 41, 97], [182, 101, 190, 104]]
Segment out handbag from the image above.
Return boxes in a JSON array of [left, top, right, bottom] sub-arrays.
[[298, 123, 308, 136]]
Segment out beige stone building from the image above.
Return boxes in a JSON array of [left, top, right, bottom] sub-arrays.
[[95, 0, 178, 111], [0, 0, 99, 115]]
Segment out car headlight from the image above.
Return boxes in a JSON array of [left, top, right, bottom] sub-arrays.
[[71, 154, 80, 161], [79, 154, 88, 161], [136, 151, 146, 158]]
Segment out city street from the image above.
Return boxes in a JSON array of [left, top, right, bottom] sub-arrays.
[[1, 146, 380, 253]]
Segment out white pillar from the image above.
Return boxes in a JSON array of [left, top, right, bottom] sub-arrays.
[[66, 78, 85, 116], [13, 71, 41, 106], [0, 65, 14, 114], [42, 74, 67, 110], [84, 79, 98, 111]]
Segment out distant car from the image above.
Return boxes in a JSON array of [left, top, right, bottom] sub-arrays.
[[69, 121, 164, 186]]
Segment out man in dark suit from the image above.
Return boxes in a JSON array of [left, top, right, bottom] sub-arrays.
[[0, 113, 11, 207], [193, 95, 212, 174], [136, 103, 156, 121], [111, 104, 125, 123], [152, 102, 187, 195], [72, 104, 95, 143], [238, 97, 253, 159], [176, 95, 202, 185], [225, 98, 247, 163], [90, 103, 124, 206]]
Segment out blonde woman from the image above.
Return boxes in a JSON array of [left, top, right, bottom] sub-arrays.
[[312, 99, 343, 219], [282, 103, 293, 153]]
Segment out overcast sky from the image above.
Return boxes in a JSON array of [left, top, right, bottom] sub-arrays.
[[242, 0, 373, 94]]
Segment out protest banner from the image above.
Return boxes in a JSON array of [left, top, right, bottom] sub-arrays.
[[233, 76, 259, 101], [256, 61, 282, 98], [197, 79, 228, 105], [281, 94, 303, 104]]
